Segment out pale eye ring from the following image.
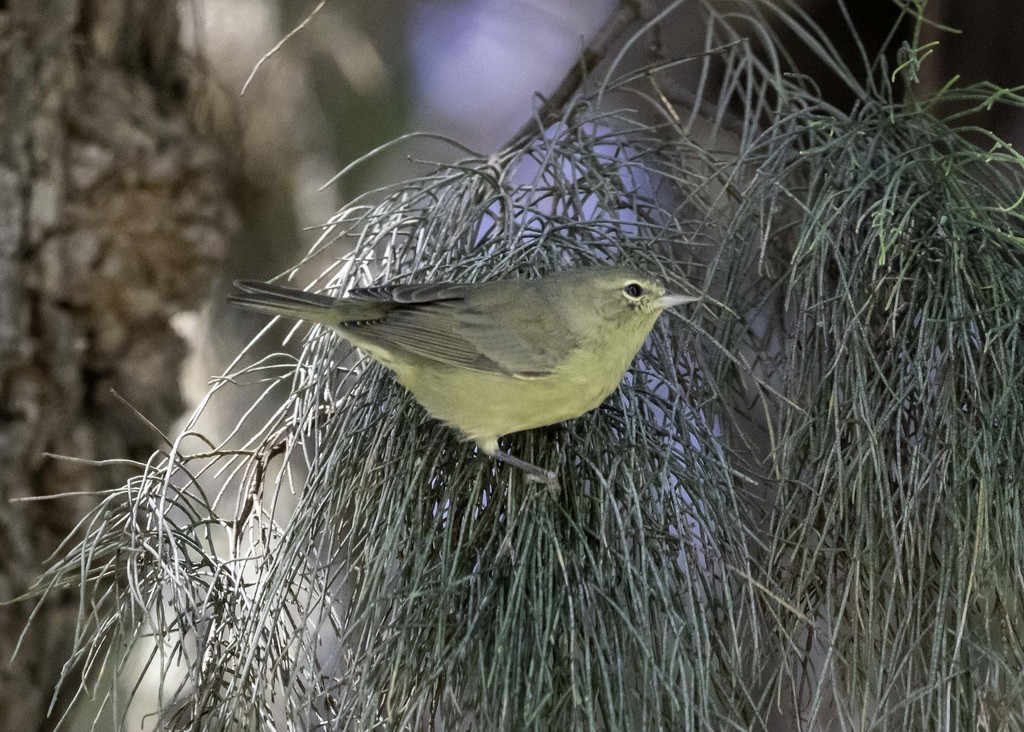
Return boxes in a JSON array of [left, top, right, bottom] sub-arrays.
[[624, 282, 644, 298]]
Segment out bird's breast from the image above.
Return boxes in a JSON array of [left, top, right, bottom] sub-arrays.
[[387, 343, 633, 447]]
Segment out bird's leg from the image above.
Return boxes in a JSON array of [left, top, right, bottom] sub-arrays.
[[489, 449, 560, 495]]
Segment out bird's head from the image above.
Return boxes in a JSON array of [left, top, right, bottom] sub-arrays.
[[571, 266, 698, 319], [540, 266, 700, 349]]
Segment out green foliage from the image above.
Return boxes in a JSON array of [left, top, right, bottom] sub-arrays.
[[21, 1, 1024, 730]]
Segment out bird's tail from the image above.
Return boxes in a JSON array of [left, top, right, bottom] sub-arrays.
[[229, 280, 341, 326]]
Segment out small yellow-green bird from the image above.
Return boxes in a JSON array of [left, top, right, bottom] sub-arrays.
[[230, 266, 698, 488]]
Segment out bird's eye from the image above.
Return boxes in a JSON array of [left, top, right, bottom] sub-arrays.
[[623, 283, 644, 298]]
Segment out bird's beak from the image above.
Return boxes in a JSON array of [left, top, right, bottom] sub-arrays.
[[656, 292, 701, 309]]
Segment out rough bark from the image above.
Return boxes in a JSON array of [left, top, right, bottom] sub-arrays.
[[0, 1, 237, 728]]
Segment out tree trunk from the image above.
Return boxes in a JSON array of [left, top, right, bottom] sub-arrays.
[[0, 1, 236, 728]]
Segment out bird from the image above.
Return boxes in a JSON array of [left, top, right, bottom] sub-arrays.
[[230, 266, 699, 490]]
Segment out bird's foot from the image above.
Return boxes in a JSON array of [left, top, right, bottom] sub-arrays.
[[524, 469, 560, 496], [489, 448, 560, 496]]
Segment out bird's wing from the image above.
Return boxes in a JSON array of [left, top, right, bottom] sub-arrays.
[[347, 282, 471, 304], [448, 291, 579, 377], [341, 282, 575, 378], [340, 282, 510, 374], [344, 303, 510, 374]]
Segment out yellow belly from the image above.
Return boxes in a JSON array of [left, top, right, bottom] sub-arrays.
[[387, 351, 629, 452]]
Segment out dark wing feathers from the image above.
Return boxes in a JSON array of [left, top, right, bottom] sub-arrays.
[[347, 281, 471, 304], [452, 301, 573, 376], [345, 304, 507, 373], [339, 280, 576, 378]]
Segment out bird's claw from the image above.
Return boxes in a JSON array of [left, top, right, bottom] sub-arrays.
[[525, 469, 560, 496]]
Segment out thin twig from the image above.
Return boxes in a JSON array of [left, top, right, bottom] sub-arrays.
[[241, 0, 329, 96], [506, 1, 642, 145]]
